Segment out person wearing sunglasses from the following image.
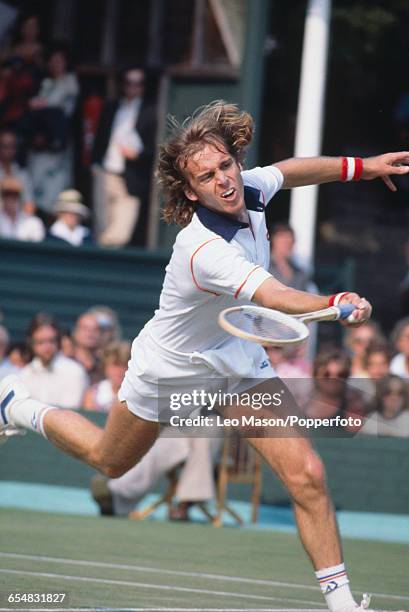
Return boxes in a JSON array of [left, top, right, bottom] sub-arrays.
[[302, 348, 368, 434], [359, 374, 409, 437], [91, 66, 156, 247]]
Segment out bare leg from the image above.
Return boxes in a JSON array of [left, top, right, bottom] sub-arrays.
[[43, 400, 160, 478], [248, 434, 342, 569], [222, 380, 342, 570]]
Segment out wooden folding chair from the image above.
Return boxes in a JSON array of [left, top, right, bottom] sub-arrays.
[[128, 466, 179, 520], [128, 433, 262, 525]]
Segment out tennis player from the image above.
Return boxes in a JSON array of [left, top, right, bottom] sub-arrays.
[[1, 102, 408, 612]]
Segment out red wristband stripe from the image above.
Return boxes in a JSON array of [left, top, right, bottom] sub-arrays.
[[353, 157, 363, 181], [341, 157, 348, 181]]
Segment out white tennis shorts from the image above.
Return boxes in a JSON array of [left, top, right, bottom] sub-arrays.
[[118, 329, 276, 422]]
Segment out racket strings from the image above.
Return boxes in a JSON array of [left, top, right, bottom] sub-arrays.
[[226, 310, 301, 342]]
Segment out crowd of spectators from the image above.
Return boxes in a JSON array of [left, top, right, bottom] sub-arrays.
[[1, 298, 408, 521], [0, 13, 156, 248]]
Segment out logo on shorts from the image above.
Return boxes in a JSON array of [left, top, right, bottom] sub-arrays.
[[260, 360, 269, 369]]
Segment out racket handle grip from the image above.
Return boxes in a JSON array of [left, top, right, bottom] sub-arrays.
[[337, 303, 356, 322]]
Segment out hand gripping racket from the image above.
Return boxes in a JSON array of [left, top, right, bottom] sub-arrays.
[[218, 304, 356, 347]]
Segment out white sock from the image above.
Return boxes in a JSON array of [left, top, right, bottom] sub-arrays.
[[315, 563, 356, 612], [7, 398, 55, 438]]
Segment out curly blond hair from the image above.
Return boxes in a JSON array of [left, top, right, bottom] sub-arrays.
[[157, 100, 254, 227]]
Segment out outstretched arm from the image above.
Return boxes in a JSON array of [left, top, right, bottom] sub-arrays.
[[274, 152, 409, 191], [252, 277, 372, 326]]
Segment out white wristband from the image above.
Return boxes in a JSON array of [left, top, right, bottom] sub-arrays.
[[333, 292, 350, 306], [346, 157, 355, 181]]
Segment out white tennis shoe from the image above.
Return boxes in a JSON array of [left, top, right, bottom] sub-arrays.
[[0, 374, 28, 443], [353, 594, 405, 612]]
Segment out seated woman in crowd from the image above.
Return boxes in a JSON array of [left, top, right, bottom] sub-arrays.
[[349, 341, 392, 398], [27, 44, 79, 152], [47, 189, 92, 246], [359, 374, 409, 437], [83, 341, 131, 413], [0, 176, 44, 241], [343, 320, 385, 377], [390, 316, 409, 379]]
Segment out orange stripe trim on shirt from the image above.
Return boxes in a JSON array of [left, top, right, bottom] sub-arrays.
[[190, 237, 223, 296], [234, 265, 262, 299]]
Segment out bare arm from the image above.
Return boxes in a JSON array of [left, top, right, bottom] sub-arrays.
[[275, 152, 409, 191], [252, 277, 372, 324]]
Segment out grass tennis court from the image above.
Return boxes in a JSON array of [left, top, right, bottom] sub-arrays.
[[0, 509, 408, 611]]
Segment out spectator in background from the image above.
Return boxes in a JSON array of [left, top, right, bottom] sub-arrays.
[[264, 344, 311, 406], [268, 223, 319, 361], [390, 317, 409, 379], [72, 312, 103, 384], [7, 341, 31, 369], [20, 313, 88, 409], [0, 129, 34, 211], [265, 344, 311, 378], [86, 305, 121, 348], [92, 66, 156, 247], [27, 44, 79, 152], [360, 375, 409, 437], [0, 176, 44, 241], [3, 14, 44, 68], [350, 341, 392, 399], [60, 330, 75, 359], [343, 320, 385, 377], [83, 341, 130, 412], [268, 223, 311, 290], [0, 15, 43, 130], [301, 348, 368, 434], [47, 189, 92, 246], [26, 44, 79, 215], [363, 342, 391, 380], [0, 325, 20, 380]]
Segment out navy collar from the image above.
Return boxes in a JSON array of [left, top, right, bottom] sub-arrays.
[[195, 185, 264, 242]]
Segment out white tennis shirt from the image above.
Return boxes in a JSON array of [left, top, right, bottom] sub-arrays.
[[144, 165, 284, 354]]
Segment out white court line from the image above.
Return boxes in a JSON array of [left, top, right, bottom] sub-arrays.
[[0, 553, 313, 592], [0, 609, 326, 612], [0, 569, 325, 608], [0, 552, 407, 604], [0, 608, 326, 612]]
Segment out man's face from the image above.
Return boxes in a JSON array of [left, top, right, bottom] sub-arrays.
[[0, 133, 17, 164], [183, 143, 245, 218], [315, 359, 349, 397], [32, 325, 59, 365], [74, 315, 101, 351], [271, 230, 295, 258], [1, 191, 20, 216], [123, 69, 145, 100]]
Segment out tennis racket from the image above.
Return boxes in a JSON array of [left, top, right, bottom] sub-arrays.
[[218, 304, 356, 346]]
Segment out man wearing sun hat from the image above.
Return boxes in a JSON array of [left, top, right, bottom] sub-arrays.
[[0, 176, 45, 242], [47, 189, 92, 247]]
